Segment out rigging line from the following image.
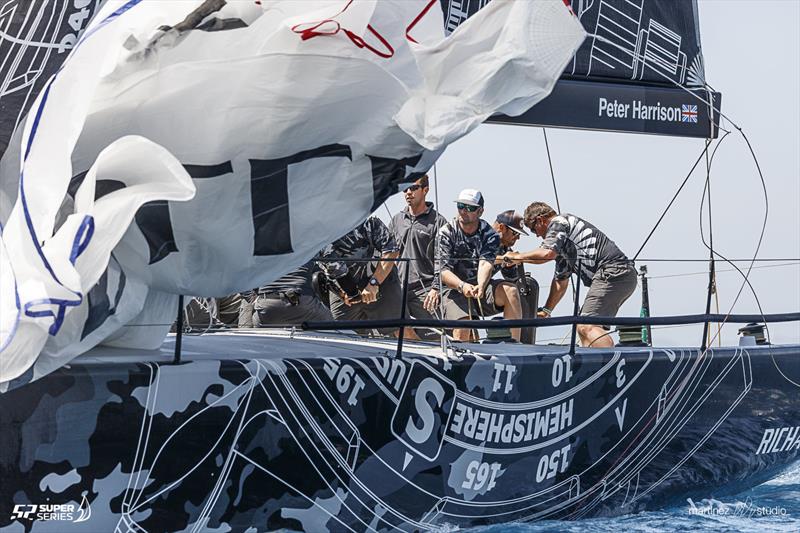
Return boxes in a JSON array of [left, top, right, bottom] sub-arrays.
[[542, 128, 561, 212], [712, 128, 771, 327], [638, 258, 800, 262], [700, 132, 728, 346], [697, 129, 772, 354], [631, 140, 715, 261], [700, 136, 716, 349], [540, 128, 574, 299], [648, 262, 799, 280]]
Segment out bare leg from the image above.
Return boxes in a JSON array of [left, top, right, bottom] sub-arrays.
[[395, 327, 420, 340], [494, 282, 522, 341], [453, 323, 476, 342], [578, 324, 613, 348]]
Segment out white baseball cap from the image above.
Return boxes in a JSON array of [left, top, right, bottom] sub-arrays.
[[455, 188, 484, 207]]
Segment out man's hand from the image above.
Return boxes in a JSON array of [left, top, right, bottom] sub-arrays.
[[360, 284, 379, 304], [343, 293, 361, 306], [462, 283, 479, 299], [536, 310, 549, 318], [476, 282, 488, 300], [502, 252, 522, 265], [423, 289, 440, 313]]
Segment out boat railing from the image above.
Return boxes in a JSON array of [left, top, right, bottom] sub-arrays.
[[171, 256, 799, 363]]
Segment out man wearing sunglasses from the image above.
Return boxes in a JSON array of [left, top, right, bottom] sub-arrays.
[[501, 201, 637, 348], [437, 189, 523, 341], [389, 175, 447, 338]]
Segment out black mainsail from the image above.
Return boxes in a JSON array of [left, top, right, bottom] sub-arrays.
[[441, 0, 721, 137]]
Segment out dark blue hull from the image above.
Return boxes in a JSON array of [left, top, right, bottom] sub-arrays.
[[1, 332, 798, 531]]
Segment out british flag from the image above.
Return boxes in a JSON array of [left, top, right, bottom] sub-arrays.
[[682, 104, 698, 123]]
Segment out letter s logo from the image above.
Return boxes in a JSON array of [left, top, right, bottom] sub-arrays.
[[405, 377, 445, 444], [391, 361, 456, 462]]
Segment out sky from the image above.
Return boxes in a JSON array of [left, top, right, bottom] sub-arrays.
[[377, 0, 800, 347]]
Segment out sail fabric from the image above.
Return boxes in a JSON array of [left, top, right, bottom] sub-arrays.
[[0, 0, 110, 162], [443, 0, 706, 87], [0, 0, 584, 387]]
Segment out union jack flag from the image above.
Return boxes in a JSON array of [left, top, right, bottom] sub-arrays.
[[682, 104, 698, 123]]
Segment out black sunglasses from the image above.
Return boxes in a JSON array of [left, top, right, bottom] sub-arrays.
[[405, 184, 423, 192], [457, 203, 480, 212]]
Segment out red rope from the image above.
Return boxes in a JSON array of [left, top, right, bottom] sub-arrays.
[[405, 0, 437, 44], [290, 0, 394, 59]]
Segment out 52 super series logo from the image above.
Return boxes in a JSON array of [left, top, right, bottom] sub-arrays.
[[10, 495, 91, 523]]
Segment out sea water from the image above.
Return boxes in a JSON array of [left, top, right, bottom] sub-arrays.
[[467, 463, 800, 533]]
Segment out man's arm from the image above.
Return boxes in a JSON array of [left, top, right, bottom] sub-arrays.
[[475, 259, 494, 298], [441, 269, 463, 291], [373, 251, 399, 283], [502, 247, 557, 264], [361, 251, 399, 304], [540, 277, 569, 315]]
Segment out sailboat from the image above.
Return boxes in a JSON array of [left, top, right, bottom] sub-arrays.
[[0, 1, 797, 531]]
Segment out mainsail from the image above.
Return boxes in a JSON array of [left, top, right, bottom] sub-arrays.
[[442, 0, 721, 137], [0, 0, 585, 386]]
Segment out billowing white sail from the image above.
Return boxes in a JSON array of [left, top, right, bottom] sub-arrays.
[[0, 0, 585, 386]]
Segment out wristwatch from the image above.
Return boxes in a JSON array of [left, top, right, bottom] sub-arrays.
[[369, 277, 380, 287]]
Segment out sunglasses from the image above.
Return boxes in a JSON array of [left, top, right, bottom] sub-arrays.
[[457, 203, 480, 212], [405, 184, 423, 192]]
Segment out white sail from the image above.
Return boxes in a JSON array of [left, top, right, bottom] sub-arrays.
[[0, 0, 585, 386]]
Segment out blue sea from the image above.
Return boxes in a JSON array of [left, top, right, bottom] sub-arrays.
[[467, 463, 800, 533]]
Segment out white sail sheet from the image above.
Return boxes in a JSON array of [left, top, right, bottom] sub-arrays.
[[0, 0, 585, 386]]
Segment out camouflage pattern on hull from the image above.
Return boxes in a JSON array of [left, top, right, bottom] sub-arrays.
[[1, 332, 799, 532]]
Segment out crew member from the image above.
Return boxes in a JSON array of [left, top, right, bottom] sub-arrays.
[[492, 209, 529, 282], [436, 189, 522, 341], [318, 216, 403, 336], [250, 260, 333, 327], [390, 175, 447, 338], [502, 201, 637, 348]]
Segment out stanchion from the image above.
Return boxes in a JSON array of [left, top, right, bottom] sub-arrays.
[[700, 258, 715, 352], [639, 265, 652, 346], [569, 262, 581, 356], [395, 259, 409, 359], [174, 295, 184, 364]]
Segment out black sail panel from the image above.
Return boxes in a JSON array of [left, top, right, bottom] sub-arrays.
[[441, 0, 721, 138]]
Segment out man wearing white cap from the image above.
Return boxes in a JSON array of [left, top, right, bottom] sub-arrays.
[[436, 189, 523, 341]]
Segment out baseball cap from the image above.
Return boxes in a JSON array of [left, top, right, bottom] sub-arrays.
[[495, 210, 529, 235], [455, 188, 484, 207]]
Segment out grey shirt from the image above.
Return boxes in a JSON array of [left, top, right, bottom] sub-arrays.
[[390, 202, 447, 289]]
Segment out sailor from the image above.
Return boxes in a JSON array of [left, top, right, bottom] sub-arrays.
[[318, 216, 404, 336], [389, 175, 447, 338], [492, 209, 529, 281], [502, 201, 637, 348], [249, 260, 333, 327], [436, 189, 523, 342], [175, 294, 244, 331]]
